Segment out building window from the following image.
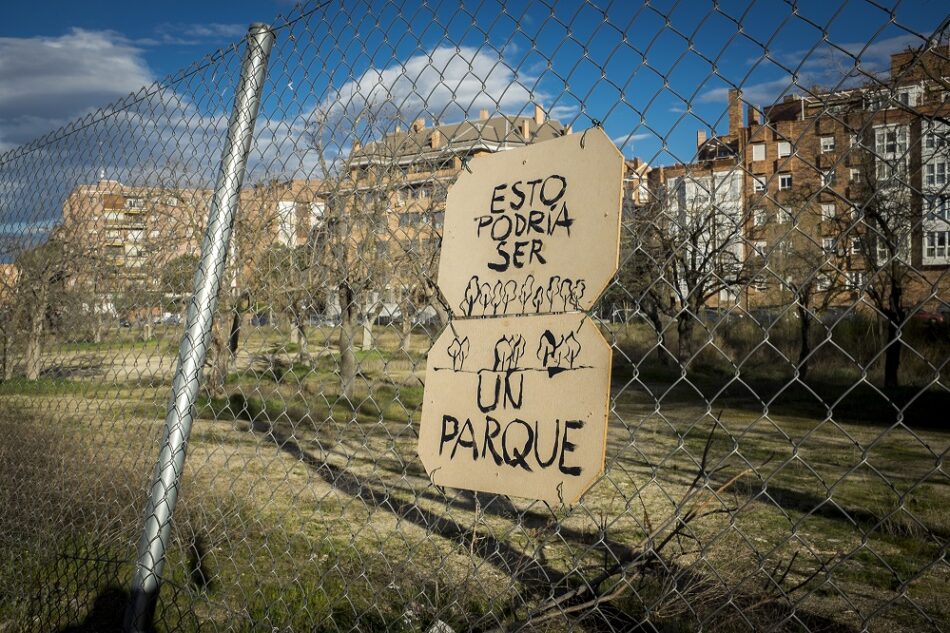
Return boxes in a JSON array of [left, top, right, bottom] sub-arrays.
[[849, 133, 858, 148], [753, 175, 766, 192], [926, 231, 949, 258], [125, 197, 144, 209], [849, 238, 862, 256], [875, 126, 908, 156], [277, 200, 296, 246], [897, 89, 917, 107], [925, 160, 948, 187], [754, 240, 767, 255], [751, 144, 766, 161], [847, 271, 865, 289], [817, 274, 832, 291], [753, 208, 767, 226], [820, 136, 835, 153], [751, 275, 769, 291], [822, 170, 836, 187], [822, 237, 835, 254], [849, 168, 860, 182], [876, 159, 905, 182], [875, 238, 890, 262], [924, 125, 948, 151], [777, 141, 791, 158], [778, 173, 793, 190], [928, 195, 949, 221], [821, 203, 836, 221]]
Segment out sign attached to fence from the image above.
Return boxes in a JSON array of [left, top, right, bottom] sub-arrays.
[[418, 314, 612, 505], [437, 127, 624, 318], [419, 127, 622, 504]]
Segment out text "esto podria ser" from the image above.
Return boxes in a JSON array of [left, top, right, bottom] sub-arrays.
[[476, 175, 574, 274]]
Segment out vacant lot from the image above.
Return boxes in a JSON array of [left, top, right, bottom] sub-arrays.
[[0, 321, 947, 632]]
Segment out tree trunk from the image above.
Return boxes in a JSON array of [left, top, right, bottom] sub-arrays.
[[339, 285, 357, 401], [228, 310, 241, 371], [208, 325, 228, 398], [2, 331, 12, 381], [400, 310, 412, 352], [644, 300, 670, 367], [360, 302, 383, 352], [796, 304, 812, 381], [25, 309, 44, 381], [361, 319, 374, 351], [676, 312, 695, 362], [883, 317, 901, 388], [297, 320, 310, 365], [93, 315, 103, 344]]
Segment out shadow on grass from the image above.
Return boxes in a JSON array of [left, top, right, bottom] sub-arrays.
[[614, 357, 950, 430], [224, 392, 853, 633], [54, 586, 131, 633]]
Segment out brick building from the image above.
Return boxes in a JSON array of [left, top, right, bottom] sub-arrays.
[[640, 46, 950, 314], [59, 177, 323, 319]]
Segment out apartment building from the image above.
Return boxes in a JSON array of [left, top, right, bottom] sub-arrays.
[[340, 105, 569, 315], [643, 119, 747, 308], [640, 46, 950, 313], [59, 178, 323, 318]]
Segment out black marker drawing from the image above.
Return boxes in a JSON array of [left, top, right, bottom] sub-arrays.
[[434, 324, 593, 475], [492, 334, 525, 371], [478, 335, 526, 412], [518, 274, 535, 311], [478, 282, 492, 314], [458, 274, 587, 316], [447, 336, 470, 371], [462, 278, 480, 315], [503, 279, 518, 312], [537, 329, 583, 376], [491, 280, 504, 315]]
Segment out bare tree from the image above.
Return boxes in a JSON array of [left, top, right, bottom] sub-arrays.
[[843, 144, 920, 388], [9, 234, 73, 380], [638, 169, 752, 361], [745, 196, 851, 381], [306, 98, 446, 399]]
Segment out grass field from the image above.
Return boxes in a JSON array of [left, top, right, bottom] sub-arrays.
[[0, 319, 947, 632]]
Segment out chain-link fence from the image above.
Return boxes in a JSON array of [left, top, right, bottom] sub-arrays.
[[1, 1, 948, 631]]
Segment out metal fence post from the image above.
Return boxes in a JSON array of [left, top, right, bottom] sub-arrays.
[[124, 23, 275, 633]]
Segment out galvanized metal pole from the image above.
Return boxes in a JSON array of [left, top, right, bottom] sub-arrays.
[[124, 23, 274, 633]]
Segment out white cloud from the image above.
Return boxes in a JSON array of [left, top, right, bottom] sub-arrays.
[[0, 29, 153, 151], [699, 76, 797, 106], [137, 23, 248, 47], [699, 33, 926, 107], [320, 45, 539, 130], [612, 132, 651, 145]]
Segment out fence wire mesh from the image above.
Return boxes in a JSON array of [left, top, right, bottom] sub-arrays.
[[0, 1, 948, 632]]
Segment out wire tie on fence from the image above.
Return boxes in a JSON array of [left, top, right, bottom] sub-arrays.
[[580, 120, 601, 148], [461, 156, 473, 174]]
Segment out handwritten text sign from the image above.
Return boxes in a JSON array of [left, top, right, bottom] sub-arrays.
[[438, 127, 623, 317], [418, 314, 611, 505]]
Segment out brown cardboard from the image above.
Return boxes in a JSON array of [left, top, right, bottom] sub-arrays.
[[418, 314, 612, 505], [438, 127, 624, 317]]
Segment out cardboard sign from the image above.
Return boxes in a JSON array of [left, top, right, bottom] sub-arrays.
[[437, 127, 623, 317], [418, 314, 611, 505]]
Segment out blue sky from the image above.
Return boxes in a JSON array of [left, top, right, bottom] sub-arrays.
[[0, 1, 947, 178]]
